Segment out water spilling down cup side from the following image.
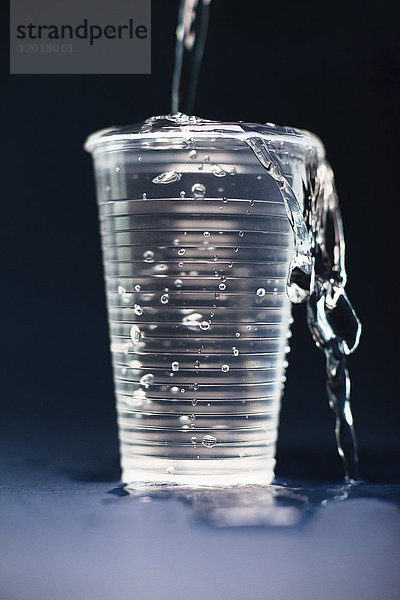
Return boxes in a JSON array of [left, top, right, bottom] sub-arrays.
[[85, 114, 333, 486]]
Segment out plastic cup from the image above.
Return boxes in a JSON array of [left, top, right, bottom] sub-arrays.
[[85, 114, 323, 486]]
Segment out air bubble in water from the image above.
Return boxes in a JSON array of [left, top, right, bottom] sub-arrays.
[[221, 364, 230, 372], [202, 435, 217, 448], [189, 150, 197, 159], [142, 192, 147, 200], [180, 191, 186, 199], [222, 197, 228, 203], [203, 231, 210, 238], [140, 123, 152, 134], [130, 325, 142, 344], [133, 304, 143, 316], [192, 183, 206, 197], [178, 261, 184, 268], [134, 284, 141, 292], [232, 347, 239, 356], [204, 156, 210, 163], [140, 373, 154, 388], [228, 166, 236, 175], [211, 164, 226, 177], [160, 293, 169, 304], [171, 361, 180, 372], [174, 279, 182, 288], [235, 332, 241, 337], [192, 398, 198, 406], [166, 465, 175, 474], [152, 171, 182, 184], [219, 283, 226, 291], [191, 436, 197, 445], [256, 288, 266, 297], [194, 360, 200, 369], [143, 250, 154, 262], [200, 321, 210, 331], [193, 382, 199, 391], [239, 231, 244, 237], [234, 246, 239, 253]]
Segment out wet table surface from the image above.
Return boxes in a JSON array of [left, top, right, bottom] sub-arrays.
[[1, 417, 399, 600]]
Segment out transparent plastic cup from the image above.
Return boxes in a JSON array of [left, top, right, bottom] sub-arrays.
[[85, 114, 324, 486]]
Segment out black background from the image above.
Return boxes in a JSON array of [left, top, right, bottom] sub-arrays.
[[2, 0, 399, 483]]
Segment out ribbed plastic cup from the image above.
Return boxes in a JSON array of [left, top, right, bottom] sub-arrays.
[[85, 115, 322, 486]]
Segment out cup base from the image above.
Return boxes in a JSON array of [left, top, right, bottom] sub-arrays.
[[121, 457, 276, 487]]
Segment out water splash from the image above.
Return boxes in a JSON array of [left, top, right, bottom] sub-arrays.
[[305, 161, 362, 480]]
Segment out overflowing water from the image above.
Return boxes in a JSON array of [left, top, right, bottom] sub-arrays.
[[86, 110, 361, 485]]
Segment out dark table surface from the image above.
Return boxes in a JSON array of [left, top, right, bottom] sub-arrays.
[[1, 411, 399, 600]]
